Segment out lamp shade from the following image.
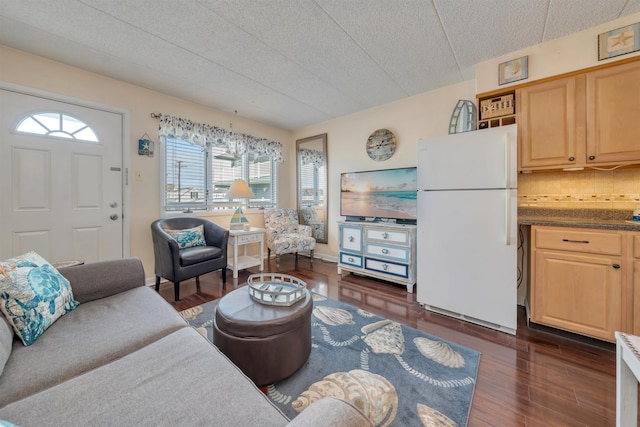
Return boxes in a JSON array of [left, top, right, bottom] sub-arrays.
[[226, 179, 255, 199]]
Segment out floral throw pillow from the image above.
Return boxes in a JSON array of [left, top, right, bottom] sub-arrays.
[[0, 252, 79, 346], [167, 225, 207, 249]]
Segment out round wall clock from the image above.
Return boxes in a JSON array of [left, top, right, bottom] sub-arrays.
[[366, 128, 396, 161]]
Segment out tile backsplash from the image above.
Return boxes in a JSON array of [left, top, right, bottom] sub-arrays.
[[518, 168, 640, 209]]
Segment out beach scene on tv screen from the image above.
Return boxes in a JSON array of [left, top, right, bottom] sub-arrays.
[[341, 168, 417, 220]]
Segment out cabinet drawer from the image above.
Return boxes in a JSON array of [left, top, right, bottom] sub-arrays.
[[365, 243, 409, 262], [340, 252, 363, 268], [534, 227, 622, 256], [236, 233, 262, 244], [366, 228, 408, 245], [341, 225, 363, 252], [365, 258, 408, 278]]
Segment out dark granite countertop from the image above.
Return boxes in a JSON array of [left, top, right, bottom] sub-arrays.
[[518, 208, 640, 231]]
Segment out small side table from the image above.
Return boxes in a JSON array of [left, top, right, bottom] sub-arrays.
[[616, 331, 640, 426], [227, 227, 265, 279]]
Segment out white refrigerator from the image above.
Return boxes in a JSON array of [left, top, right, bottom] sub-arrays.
[[416, 124, 518, 334]]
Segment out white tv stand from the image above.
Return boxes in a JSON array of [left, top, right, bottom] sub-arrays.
[[337, 221, 417, 293]]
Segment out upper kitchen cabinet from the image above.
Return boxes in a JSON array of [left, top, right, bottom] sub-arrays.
[[517, 59, 640, 172], [518, 76, 584, 170], [586, 61, 640, 164]]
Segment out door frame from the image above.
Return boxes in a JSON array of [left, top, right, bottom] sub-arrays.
[[0, 81, 131, 259]]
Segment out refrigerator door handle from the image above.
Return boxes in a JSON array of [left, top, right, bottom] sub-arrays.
[[504, 134, 511, 189], [505, 189, 511, 246]]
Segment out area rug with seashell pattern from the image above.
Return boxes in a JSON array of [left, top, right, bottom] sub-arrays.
[[180, 293, 480, 427]]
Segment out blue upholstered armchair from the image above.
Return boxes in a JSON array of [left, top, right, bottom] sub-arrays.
[[264, 208, 316, 267]]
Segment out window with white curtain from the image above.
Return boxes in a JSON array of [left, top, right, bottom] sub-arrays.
[[164, 138, 277, 212], [159, 114, 282, 212]]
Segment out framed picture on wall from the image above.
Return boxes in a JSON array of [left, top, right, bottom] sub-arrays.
[[498, 56, 528, 85], [598, 23, 640, 60]]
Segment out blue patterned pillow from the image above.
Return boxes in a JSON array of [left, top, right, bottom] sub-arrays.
[[0, 252, 79, 346], [167, 225, 207, 249]]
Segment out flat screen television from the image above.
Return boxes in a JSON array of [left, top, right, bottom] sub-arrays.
[[340, 167, 417, 224]]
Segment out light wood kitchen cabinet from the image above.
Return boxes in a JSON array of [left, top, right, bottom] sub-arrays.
[[530, 226, 624, 341], [586, 61, 640, 164], [518, 59, 640, 171], [518, 76, 583, 170]]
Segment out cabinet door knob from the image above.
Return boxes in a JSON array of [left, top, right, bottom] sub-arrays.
[[348, 257, 354, 262], [348, 236, 354, 242], [568, 156, 575, 161], [382, 248, 389, 254], [589, 155, 596, 160], [612, 263, 621, 269], [382, 232, 388, 239]]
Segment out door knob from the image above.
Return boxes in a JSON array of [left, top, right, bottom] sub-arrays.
[[110, 214, 119, 220], [110, 202, 118, 208]]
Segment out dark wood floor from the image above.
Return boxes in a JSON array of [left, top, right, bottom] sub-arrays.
[[158, 255, 622, 427]]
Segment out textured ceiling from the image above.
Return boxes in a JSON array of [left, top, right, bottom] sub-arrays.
[[1, 0, 639, 130]]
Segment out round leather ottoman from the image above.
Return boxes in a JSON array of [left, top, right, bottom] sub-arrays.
[[213, 286, 313, 386]]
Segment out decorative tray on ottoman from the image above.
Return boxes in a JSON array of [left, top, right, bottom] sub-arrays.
[[247, 273, 307, 306]]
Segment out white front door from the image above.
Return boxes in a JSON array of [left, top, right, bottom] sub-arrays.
[[0, 89, 124, 263]]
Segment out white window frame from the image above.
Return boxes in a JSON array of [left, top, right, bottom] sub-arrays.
[[15, 111, 99, 142], [162, 137, 278, 213]]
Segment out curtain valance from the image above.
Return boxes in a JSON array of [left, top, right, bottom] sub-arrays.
[[158, 114, 283, 163], [299, 148, 325, 168]]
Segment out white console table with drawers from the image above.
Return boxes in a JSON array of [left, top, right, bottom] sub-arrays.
[[337, 221, 417, 293]]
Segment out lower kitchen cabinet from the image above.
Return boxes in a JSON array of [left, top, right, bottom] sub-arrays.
[[532, 249, 622, 341], [530, 226, 626, 342]]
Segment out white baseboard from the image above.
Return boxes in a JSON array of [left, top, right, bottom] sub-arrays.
[[314, 254, 338, 263]]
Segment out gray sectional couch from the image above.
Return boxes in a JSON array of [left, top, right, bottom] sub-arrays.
[[0, 258, 371, 427]]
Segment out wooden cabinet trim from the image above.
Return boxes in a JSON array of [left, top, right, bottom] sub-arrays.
[[477, 55, 640, 99]]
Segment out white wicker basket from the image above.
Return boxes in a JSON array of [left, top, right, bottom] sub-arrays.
[[247, 273, 307, 306]]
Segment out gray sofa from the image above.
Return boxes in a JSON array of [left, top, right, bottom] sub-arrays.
[[0, 258, 371, 427]]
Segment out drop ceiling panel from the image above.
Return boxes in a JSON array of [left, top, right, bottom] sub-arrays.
[[435, 0, 548, 70], [545, 0, 640, 39], [202, 0, 407, 111], [84, 0, 362, 120], [317, 0, 462, 95], [1, 0, 638, 130]]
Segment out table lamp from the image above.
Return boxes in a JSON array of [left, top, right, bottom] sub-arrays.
[[226, 179, 255, 230]]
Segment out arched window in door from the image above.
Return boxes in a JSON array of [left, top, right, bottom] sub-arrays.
[[16, 112, 98, 142]]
